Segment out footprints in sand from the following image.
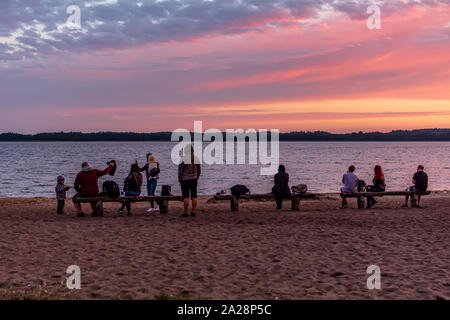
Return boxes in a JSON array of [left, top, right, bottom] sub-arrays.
[[0, 195, 449, 299]]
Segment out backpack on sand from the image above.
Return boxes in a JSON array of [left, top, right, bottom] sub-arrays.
[[102, 181, 120, 198], [230, 185, 250, 197]]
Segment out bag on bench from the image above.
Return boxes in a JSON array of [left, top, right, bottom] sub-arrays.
[[357, 180, 366, 192], [291, 184, 308, 194], [102, 181, 120, 198], [230, 185, 250, 197]]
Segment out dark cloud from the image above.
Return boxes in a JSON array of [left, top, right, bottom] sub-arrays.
[[1, 0, 448, 61]]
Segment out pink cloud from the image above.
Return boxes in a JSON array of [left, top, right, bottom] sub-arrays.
[[1, 1, 449, 133]]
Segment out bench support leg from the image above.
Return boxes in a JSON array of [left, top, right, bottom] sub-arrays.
[[95, 200, 104, 217], [291, 197, 300, 211], [357, 196, 365, 209], [410, 193, 417, 208], [231, 196, 239, 212], [160, 199, 169, 214]]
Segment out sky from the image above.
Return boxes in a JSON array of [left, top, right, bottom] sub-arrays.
[[0, 0, 449, 133]]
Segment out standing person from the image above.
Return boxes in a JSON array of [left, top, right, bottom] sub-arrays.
[[178, 145, 201, 217], [404, 165, 428, 208], [140, 153, 160, 212], [366, 165, 386, 208], [272, 165, 291, 210], [117, 162, 143, 215], [340, 165, 359, 209], [55, 176, 70, 214], [73, 162, 113, 217]]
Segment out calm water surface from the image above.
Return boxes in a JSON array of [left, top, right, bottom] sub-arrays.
[[0, 141, 448, 198]]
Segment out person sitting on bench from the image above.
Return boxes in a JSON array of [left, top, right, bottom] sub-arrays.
[[272, 165, 291, 210], [73, 161, 114, 217], [117, 161, 143, 215], [366, 165, 386, 208], [340, 165, 359, 209], [403, 165, 428, 208]]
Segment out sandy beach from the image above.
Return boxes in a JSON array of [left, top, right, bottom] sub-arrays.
[[0, 192, 448, 300]]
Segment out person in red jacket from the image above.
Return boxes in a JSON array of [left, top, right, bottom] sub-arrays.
[[73, 162, 113, 217]]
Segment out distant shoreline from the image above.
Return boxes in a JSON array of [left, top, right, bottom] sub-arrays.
[[1, 128, 450, 142]]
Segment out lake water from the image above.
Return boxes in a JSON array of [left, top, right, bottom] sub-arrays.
[[0, 141, 448, 198]]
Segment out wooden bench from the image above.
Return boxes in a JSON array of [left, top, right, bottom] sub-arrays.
[[75, 196, 183, 216], [213, 193, 318, 212], [341, 191, 431, 208], [76, 191, 431, 215]]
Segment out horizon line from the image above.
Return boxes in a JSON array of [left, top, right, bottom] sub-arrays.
[[2, 128, 450, 136]]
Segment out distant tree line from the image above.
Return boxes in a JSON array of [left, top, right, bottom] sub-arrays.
[[279, 129, 450, 141], [0, 129, 449, 142]]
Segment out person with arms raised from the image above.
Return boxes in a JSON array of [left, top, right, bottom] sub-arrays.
[[73, 161, 114, 217]]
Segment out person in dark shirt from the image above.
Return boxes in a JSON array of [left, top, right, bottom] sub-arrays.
[[55, 176, 70, 214], [272, 165, 291, 210], [404, 165, 428, 208], [179, 145, 201, 217], [117, 162, 143, 215], [366, 165, 386, 208]]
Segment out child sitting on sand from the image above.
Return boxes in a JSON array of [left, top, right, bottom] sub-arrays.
[[55, 176, 70, 214]]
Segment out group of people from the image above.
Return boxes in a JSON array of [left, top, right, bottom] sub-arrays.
[[55, 145, 201, 217], [269, 164, 429, 210], [116, 153, 160, 215], [55, 145, 429, 215], [339, 164, 428, 209]]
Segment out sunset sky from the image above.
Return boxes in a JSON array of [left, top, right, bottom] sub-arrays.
[[1, 0, 449, 133]]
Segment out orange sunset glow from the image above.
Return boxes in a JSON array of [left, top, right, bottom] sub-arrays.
[[1, 0, 449, 133]]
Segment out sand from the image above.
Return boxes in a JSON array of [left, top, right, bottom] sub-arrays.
[[0, 192, 449, 300]]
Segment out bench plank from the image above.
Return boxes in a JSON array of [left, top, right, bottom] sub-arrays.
[[214, 193, 317, 201], [75, 196, 184, 215], [74, 191, 431, 215], [341, 191, 430, 209], [75, 196, 183, 203], [214, 193, 318, 212], [341, 191, 430, 198]]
